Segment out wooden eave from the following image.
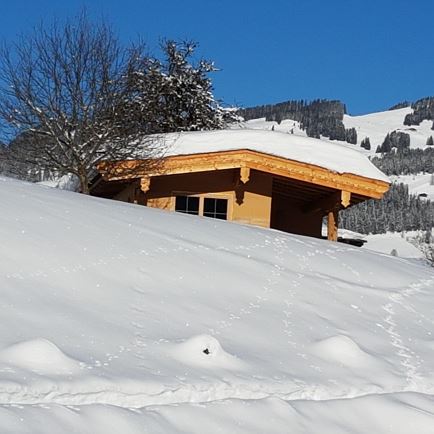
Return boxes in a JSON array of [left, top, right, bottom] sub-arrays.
[[97, 149, 390, 200]]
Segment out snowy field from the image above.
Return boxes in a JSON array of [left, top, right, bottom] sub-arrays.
[[1, 177, 434, 433]]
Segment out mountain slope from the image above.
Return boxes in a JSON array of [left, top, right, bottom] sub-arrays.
[[343, 107, 434, 152], [241, 106, 434, 154], [1, 177, 434, 433]]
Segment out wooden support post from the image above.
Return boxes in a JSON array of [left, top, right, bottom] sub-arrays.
[[327, 207, 339, 241]]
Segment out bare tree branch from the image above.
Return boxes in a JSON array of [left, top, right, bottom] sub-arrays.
[[0, 11, 165, 193]]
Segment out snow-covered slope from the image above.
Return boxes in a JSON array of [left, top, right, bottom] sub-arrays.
[[242, 107, 434, 155], [1, 177, 434, 433], [343, 107, 434, 152]]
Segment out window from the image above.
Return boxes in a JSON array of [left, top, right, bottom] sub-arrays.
[[175, 195, 228, 220], [203, 198, 228, 220], [175, 195, 199, 215]]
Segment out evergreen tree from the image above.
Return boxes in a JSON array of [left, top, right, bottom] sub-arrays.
[[361, 137, 371, 150], [345, 127, 357, 144], [404, 96, 434, 126], [341, 183, 434, 235], [125, 40, 237, 133], [426, 136, 434, 146], [377, 133, 392, 153], [375, 131, 410, 154], [371, 147, 434, 175]]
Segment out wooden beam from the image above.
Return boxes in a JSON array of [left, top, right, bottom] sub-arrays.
[[327, 207, 339, 241]]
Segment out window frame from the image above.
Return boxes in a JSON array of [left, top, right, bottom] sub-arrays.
[[174, 195, 200, 215], [172, 191, 233, 221], [203, 197, 228, 220]]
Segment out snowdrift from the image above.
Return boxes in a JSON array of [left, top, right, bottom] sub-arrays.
[[1, 177, 434, 433]]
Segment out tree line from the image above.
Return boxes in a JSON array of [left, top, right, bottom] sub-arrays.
[[238, 99, 358, 145], [404, 96, 434, 129], [371, 147, 434, 176], [341, 183, 434, 234], [341, 123, 434, 235]]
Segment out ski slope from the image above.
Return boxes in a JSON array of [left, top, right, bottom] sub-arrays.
[[1, 177, 434, 433]]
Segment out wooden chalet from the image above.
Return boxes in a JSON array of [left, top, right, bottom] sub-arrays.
[[91, 130, 390, 241]]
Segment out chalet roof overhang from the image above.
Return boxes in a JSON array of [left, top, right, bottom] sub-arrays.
[[96, 149, 390, 202]]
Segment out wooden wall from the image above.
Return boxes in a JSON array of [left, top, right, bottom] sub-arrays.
[[112, 168, 325, 237]]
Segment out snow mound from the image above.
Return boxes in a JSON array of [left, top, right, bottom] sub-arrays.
[[169, 335, 246, 370], [0, 339, 83, 375], [311, 335, 376, 367], [37, 174, 79, 191]]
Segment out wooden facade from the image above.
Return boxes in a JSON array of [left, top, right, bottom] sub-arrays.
[[92, 149, 389, 241]]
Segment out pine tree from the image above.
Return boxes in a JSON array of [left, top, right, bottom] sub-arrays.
[[125, 41, 236, 133], [345, 127, 357, 144], [361, 137, 371, 150], [426, 136, 434, 146], [340, 183, 434, 235], [377, 133, 392, 153]]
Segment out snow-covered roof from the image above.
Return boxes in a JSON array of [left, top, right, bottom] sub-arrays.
[[162, 129, 390, 183]]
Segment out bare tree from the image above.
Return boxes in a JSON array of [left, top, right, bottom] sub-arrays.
[[0, 12, 164, 193]]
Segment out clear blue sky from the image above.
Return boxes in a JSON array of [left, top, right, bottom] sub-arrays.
[[1, 0, 433, 115]]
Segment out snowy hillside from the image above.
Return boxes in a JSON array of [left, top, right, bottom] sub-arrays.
[[241, 107, 433, 155], [343, 107, 434, 153], [1, 177, 434, 433]]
